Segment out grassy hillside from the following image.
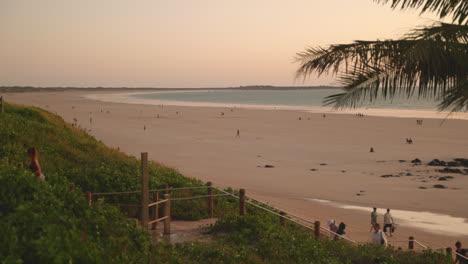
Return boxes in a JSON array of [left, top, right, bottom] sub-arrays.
[[0, 103, 454, 263]]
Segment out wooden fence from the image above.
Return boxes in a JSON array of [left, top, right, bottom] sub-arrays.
[[76, 152, 461, 260]]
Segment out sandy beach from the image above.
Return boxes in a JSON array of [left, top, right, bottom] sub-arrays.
[[5, 90, 468, 249]]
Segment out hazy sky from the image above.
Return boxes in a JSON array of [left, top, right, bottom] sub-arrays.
[[0, 0, 438, 88]]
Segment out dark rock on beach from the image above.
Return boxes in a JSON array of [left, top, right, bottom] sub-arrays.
[[320, 163, 327, 166], [454, 158, 468, 167], [411, 158, 422, 164], [419, 186, 427, 189], [264, 165, 275, 168], [310, 169, 317, 171], [381, 174, 399, 178], [433, 184, 447, 189], [427, 159, 446, 166], [438, 176, 454, 181], [438, 168, 464, 174], [399, 160, 406, 163]]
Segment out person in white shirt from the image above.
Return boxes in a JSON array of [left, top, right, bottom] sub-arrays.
[[383, 208, 395, 237], [327, 219, 339, 240], [371, 224, 388, 246]]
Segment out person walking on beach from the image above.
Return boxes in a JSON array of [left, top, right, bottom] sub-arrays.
[[236, 129, 240, 138], [370, 207, 378, 231], [383, 208, 395, 237], [371, 224, 387, 246], [28, 147, 45, 181], [455, 241, 468, 264]]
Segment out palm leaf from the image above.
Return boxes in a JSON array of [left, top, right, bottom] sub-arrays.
[[374, 0, 468, 25], [296, 23, 468, 112]]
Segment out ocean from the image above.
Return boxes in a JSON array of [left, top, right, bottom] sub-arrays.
[[87, 89, 468, 120]]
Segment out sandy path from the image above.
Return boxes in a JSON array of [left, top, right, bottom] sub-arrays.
[[5, 91, 468, 249]]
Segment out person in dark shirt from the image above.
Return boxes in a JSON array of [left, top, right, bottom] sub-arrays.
[[456, 241, 468, 264], [28, 147, 45, 181]]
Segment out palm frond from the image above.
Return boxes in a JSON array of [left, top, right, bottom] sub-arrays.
[[374, 0, 468, 25], [438, 81, 468, 112], [296, 22, 468, 112]]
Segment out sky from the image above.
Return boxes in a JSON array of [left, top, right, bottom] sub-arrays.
[[0, 0, 439, 88]]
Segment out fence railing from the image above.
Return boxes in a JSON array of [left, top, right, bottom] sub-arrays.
[[74, 152, 465, 261]]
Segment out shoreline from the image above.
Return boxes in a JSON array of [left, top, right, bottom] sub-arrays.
[[85, 91, 468, 121], [5, 90, 468, 248]]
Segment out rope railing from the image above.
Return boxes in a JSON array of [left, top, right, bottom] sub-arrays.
[[90, 186, 211, 196], [149, 186, 210, 192], [212, 187, 359, 245], [92, 190, 141, 196], [83, 180, 463, 260], [171, 193, 230, 201]]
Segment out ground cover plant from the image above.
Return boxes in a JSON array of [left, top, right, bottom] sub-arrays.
[[0, 103, 455, 263]]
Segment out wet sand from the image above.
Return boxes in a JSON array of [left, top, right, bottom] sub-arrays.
[[5, 90, 468, 249]]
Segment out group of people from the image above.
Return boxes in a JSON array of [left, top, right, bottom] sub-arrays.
[[356, 113, 365, 117], [416, 119, 424, 125], [327, 219, 346, 240], [370, 208, 396, 246]]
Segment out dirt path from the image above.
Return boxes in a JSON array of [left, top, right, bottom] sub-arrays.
[[151, 218, 217, 243]]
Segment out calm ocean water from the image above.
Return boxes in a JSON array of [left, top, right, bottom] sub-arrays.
[[130, 89, 436, 110], [86, 89, 468, 119]]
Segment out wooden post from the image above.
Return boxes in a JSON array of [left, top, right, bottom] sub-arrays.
[[314, 221, 320, 238], [70, 184, 76, 192], [239, 189, 246, 216], [163, 193, 171, 235], [141, 152, 149, 228], [445, 247, 452, 257], [86, 192, 92, 206], [152, 192, 159, 230], [164, 184, 169, 195], [207, 182, 214, 218], [280, 212, 286, 227], [408, 236, 414, 250], [0, 96, 4, 113]]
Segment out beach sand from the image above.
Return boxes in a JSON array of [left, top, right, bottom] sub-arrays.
[[5, 90, 468, 249]]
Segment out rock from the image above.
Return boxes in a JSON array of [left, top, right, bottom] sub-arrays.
[[399, 160, 406, 163], [341, 170, 346, 173], [381, 174, 399, 178], [427, 159, 446, 166], [454, 158, 468, 167], [264, 165, 275, 168], [438, 176, 453, 181], [360, 190, 365, 192], [310, 169, 317, 171], [433, 184, 447, 189], [406, 173, 413, 176], [438, 168, 464, 174], [419, 186, 427, 189], [356, 193, 362, 196], [446, 161, 461, 167], [320, 163, 327, 166], [411, 158, 422, 164], [421, 180, 427, 182]]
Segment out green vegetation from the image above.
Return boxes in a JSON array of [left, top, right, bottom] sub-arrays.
[[0, 103, 454, 263], [296, 0, 467, 112]]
